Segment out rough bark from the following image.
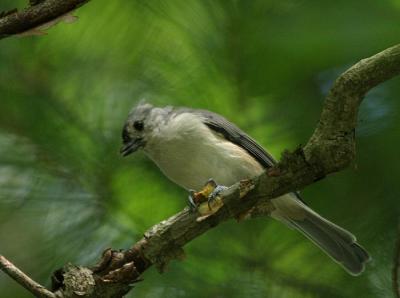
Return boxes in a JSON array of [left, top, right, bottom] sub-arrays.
[[51, 44, 400, 297], [0, 0, 90, 39], [0, 11, 399, 294]]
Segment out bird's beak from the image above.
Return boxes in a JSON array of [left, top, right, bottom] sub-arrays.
[[120, 138, 144, 156]]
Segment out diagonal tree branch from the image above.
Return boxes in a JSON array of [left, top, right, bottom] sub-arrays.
[[0, 255, 56, 298], [1, 44, 400, 297], [0, 0, 90, 39], [47, 44, 400, 297]]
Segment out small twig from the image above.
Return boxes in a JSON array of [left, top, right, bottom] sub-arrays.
[[0, 0, 90, 39], [393, 225, 400, 298], [55, 44, 400, 297], [0, 255, 56, 298]]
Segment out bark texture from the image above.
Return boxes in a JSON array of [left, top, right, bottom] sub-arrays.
[[0, 0, 90, 39], [0, 8, 399, 294], [45, 44, 400, 297]]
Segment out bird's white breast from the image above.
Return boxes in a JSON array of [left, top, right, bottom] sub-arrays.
[[144, 112, 264, 190]]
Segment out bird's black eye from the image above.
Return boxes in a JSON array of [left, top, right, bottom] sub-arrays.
[[133, 121, 144, 131]]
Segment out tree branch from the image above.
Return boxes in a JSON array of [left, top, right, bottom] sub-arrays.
[[0, 255, 56, 298], [0, 0, 90, 39], [2, 43, 400, 297], [46, 44, 400, 297]]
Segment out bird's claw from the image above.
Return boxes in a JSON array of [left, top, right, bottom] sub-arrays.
[[188, 190, 197, 213], [187, 179, 227, 218], [207, 185, 228, 210]]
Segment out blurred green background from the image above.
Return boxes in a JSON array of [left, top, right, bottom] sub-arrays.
[[1, 0, 400, 297]]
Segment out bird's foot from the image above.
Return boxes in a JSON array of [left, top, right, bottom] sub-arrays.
[[188, 179, 227, 220], [188, 190, 198, 212], [206, 180, 228, 210], [187, 179, 217, 212]]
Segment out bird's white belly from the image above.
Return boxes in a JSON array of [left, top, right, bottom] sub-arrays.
[[145, 131, 264, 190]]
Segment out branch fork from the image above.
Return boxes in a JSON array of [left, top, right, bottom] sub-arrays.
[[0, 4, 400, 296]]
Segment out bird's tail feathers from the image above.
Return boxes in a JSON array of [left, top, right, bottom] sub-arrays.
[[272, 196, 370, 275]]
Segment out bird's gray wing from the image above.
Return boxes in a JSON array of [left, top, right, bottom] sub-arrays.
[[191, 109, 276, 168], [185, 108, 306, 204]]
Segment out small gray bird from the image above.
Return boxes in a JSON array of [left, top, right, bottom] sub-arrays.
[[120, 102, 370, 275]]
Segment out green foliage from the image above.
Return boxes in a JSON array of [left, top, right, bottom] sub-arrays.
[[1, 0, 400, 297]]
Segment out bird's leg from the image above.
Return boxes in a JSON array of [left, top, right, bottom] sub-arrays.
[[205, 178, 228, 210], [187, 180, 217, 211], [188, 190, 198, 212], [187, 179, 227, 214]]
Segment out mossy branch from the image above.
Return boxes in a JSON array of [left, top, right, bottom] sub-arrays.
[[1, 41, 399, 297], [0, 0, 90, 39]]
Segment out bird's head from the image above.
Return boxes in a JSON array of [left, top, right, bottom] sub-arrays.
[[120, 102, 154, 156]]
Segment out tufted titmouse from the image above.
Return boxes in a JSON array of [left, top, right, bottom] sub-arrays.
[[120, 102, 370, 275]]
